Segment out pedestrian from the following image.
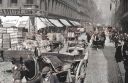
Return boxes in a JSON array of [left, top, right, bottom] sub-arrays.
[[12, 57, 27, 83], [0, 50, 4, 61], [12, 63, 23, 83], [122, 40, 128, 83], [41, 65, 59, 83], [100, 32, 106, 48], [86, 32, 91, 43], [115, 42, 123, 62], [114, 34, 119, 48]]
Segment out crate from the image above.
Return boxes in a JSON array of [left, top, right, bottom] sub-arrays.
[[0, 39, 2, 48], [3, 43, 10, 48], [11, 38, 18, 44], [2, 34, 10, 39], [11, 44, 17, 47], [17, 32, 23, 37], [0, 34, 2, 39], [0, 28, 7, 33]]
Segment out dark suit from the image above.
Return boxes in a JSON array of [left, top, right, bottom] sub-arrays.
[[122, 44, 128, 83], [115, 45, 123, 62]]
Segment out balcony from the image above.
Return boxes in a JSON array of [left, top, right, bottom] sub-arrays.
[[23, 4, 39, 9]]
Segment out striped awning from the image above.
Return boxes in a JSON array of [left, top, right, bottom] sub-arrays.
[[48, 19, 63, 27], [70, 20, 81, 26], [59, 19, 71, 26]]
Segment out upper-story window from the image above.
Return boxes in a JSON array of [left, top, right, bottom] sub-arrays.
[[11, 0, 17, 4], [0, 0, 2, 4], [26, 0, 34, 4]]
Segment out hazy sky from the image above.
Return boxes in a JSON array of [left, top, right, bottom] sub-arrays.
[[93, 0, 112, 25]]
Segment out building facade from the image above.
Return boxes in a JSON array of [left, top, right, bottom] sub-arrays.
[[0, 0, 99, 22], [114, 0, 128, 32]]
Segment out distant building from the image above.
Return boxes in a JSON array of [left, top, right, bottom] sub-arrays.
[[114, 0, 128, 32]]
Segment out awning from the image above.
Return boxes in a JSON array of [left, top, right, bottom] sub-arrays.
[[48, 19, 63, 27], [74, 21, 81, 26], [59, 19, 71, 26], [36, 17, 54, 30], [0, 16, 30, 28], [16, 16, 29, 27], [70, 21, 81, 26], [36, 17, 47, 30], [40, 18, 53, 27], [0, 16, 20, 27]]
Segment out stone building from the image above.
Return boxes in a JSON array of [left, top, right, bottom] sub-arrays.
[[0, 0, 99, 22], [114, 0, 128, 32]]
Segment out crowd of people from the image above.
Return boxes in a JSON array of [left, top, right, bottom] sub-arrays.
[[112, 30, 128, 83]]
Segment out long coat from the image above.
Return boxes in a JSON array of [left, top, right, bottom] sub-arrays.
[[115, 45, 123, 62]]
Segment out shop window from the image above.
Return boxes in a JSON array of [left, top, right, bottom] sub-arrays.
[[26, 0, 33, 4], [11, 0, 17, 3]]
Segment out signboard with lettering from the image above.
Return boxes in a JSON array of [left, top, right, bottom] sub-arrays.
[[0, 9, 38, 16]]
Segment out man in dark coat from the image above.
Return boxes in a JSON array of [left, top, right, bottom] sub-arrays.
[[86, 32, 91, 43], [115, 42, 123, 62], [122, 40, 128, 83], [0, 50, 4, 61]]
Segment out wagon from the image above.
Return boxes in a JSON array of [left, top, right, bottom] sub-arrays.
[[92, 40, 104, 48], [3, 45, 88, 83], [38, 52, 88, 83], [92, 36, 105, 49]]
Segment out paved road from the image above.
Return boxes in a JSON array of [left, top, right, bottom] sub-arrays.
[[0, 62, 13, 83], [85, 46, 123, 83]]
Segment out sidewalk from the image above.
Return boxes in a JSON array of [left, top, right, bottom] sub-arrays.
[[118, 62, 125, 83], [105, 38, 125, 83], [85, 40, 123, 83]]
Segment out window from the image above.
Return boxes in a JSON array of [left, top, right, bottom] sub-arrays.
[[26, 0, 33, 4], [0, 0, 2, 4], [11, 0, 17, 3]]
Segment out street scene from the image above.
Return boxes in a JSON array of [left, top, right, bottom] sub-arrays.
[[0, 0, 127, 83]]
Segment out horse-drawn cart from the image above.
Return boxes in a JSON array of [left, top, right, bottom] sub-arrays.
[[3, 46, 88, 83]]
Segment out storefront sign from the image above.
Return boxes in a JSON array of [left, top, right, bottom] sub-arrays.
[[0, 9, 37, 16]]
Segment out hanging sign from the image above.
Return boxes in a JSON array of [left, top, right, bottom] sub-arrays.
[[0, 9, 37, 16]]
